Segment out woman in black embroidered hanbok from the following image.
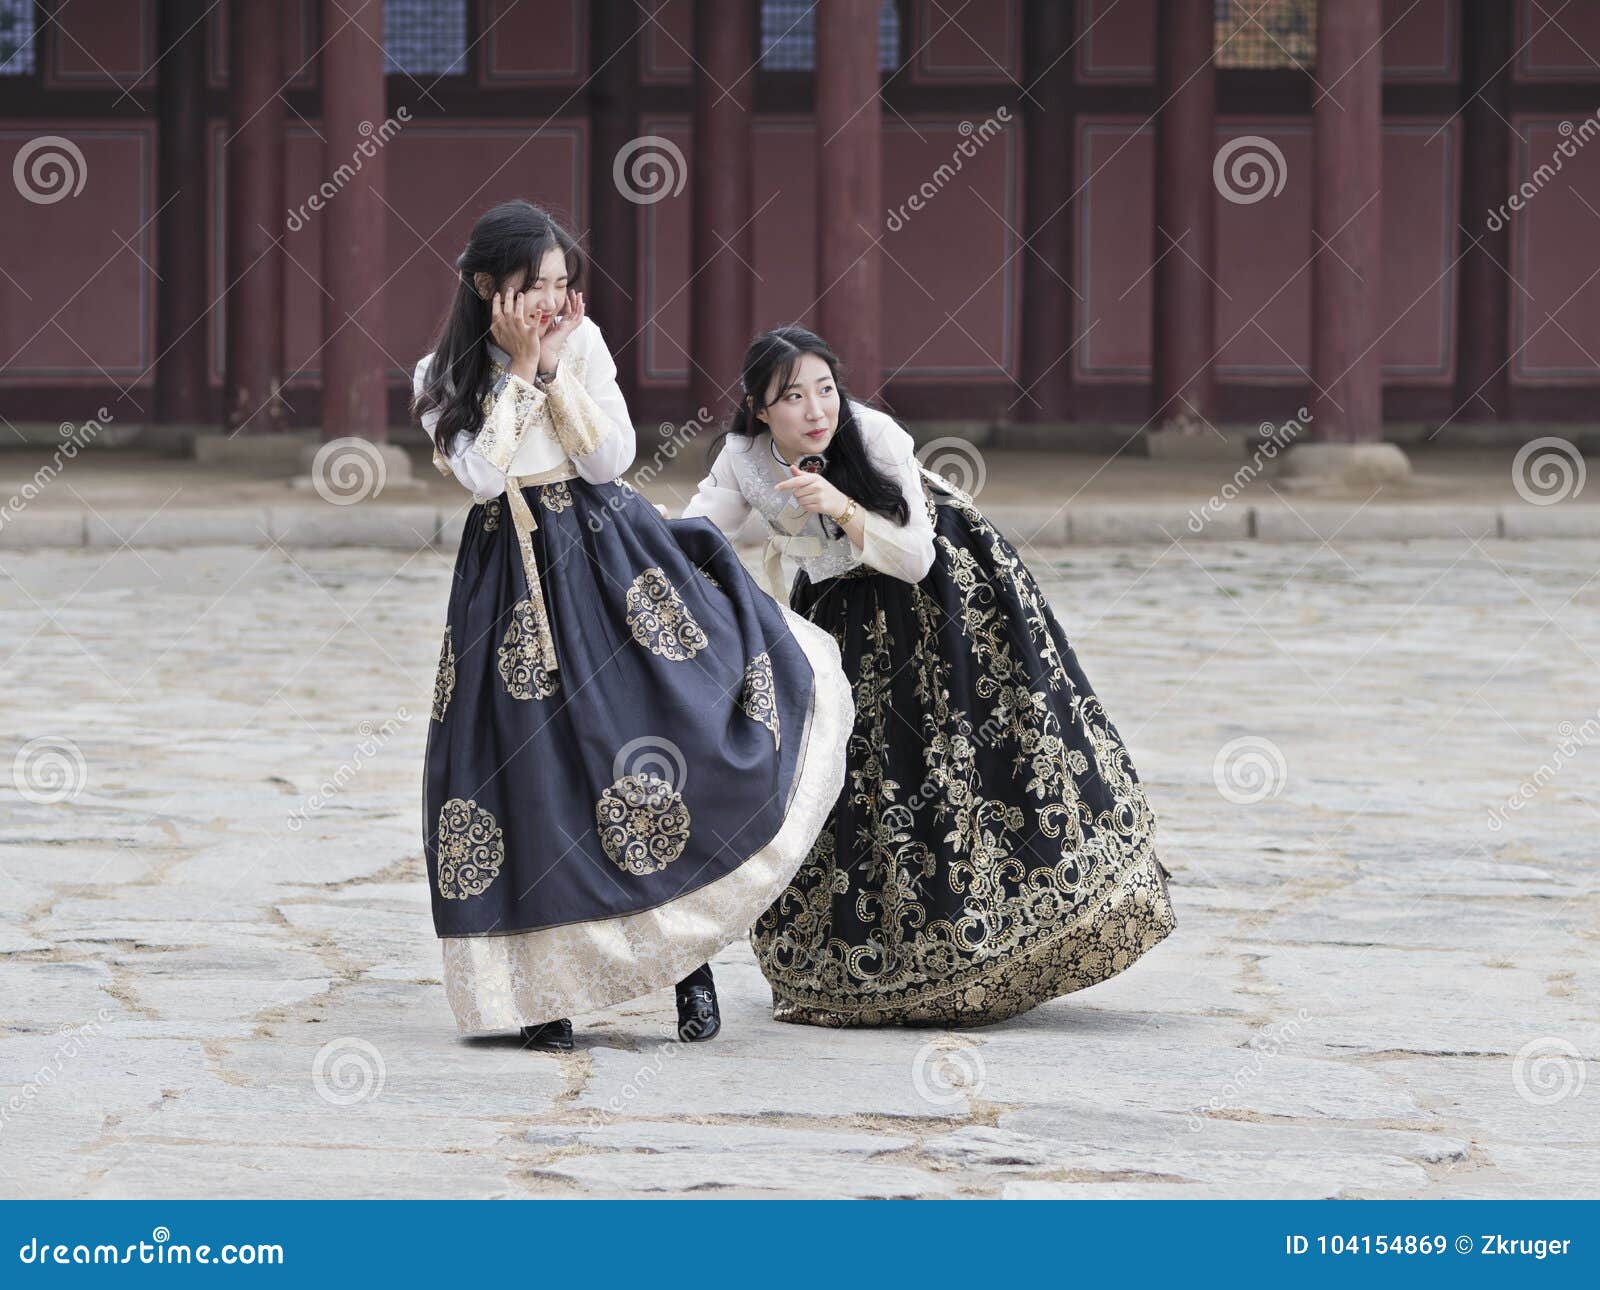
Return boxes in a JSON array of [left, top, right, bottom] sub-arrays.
[[682, 326, 1175, 1027], [414, 205, 850, 1049]]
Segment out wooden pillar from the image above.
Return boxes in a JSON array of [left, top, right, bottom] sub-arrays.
[[1310, 0, 1384, 442], [588, 1, 642, 380], [690, 0, 753, 420], [1018, 0, 1076, 422], [320, 0, 388, 441], [815, 0, 882, 395], [1152, 0, 1217, 431], [224, 0, 284, 433], [1455, 0, 1513, 420], [154, 0, 209, 424]]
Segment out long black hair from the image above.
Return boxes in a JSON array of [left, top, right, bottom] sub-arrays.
[[412, 200, 583, 458], [713, 325, 909, 529]]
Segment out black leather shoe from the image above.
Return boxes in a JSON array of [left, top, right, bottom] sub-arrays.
[[519, 1018, 574, 1051], [676, 984, 720, 1042]]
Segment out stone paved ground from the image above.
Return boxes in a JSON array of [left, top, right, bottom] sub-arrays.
[[1, 537, 1596, 1199]]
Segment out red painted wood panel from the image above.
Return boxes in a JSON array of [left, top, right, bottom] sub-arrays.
[[0, 125, 154, 382], [1383, 0, 1458, 80], [45, 0, 153, 88], [1076, 0, 1154, 83], [1515, 0, 1600, 80], [911, 0, 1020, 82], [1077, 117, 1458, 384], [640, 0, 693, 84], [207, 0, 318, 90], [481, 0, 585, 85], [636, 113, 1021, 387], [205, 121, 586, 387], [1511, 115, 1600, 382]]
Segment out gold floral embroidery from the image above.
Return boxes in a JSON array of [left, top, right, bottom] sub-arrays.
[[437, 797, 506, 900], [482, 497, 501, 533], [624, 567, 708, 661], [754, 500, 1174, 1027], [432, 626, 456, 722], [497, 597, 558, 700], [698, 566, 722, 592], [473, 364, 548, 471], [595, 772, 692, 876], [740, 651, 780, 750], [545, 354, 607, 461], [539, 480, 573, 514]]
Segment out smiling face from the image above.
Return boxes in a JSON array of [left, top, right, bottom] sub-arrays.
[[479, 244, 570, 323], [754, 352, 840, 460]]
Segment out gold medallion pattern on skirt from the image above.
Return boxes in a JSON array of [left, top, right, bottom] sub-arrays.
[[437, 797, 506, 900], [432, 625, 456, 722], [539, 481, 573, 514], [482, 497, 501, 532], [497, 597, 558, 700], [740, 651, 781, 750], [596, 772, 692, 875], [624, 567, 709, 661]]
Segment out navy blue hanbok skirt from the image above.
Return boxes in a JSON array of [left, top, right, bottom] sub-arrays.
[[423, 473, 850, 1034], [755, 471, 1175, 1027]]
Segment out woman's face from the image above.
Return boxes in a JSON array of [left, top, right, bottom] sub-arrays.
[[755, 352, 839, 460], [496, 245, 570, 324]]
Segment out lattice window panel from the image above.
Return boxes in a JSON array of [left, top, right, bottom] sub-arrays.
[[1214, 0, 1316, 71]]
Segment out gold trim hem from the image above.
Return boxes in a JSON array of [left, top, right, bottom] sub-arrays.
[[769, 849, 1176, 1029]]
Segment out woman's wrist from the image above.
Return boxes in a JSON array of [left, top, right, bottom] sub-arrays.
[[508, 356, 540, 383], [832, 496, 859, 527]]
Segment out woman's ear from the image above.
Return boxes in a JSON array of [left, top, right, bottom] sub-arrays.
[[472, 271, 494, 301], [750, 395, 768, 426]]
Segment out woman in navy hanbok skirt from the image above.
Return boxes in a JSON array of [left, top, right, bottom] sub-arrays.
[[413, 204, 849, 1049]]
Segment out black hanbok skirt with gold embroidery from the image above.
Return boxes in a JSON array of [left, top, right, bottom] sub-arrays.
[[759, 474, 1175, 1027], [423, 475, 850, 1034]]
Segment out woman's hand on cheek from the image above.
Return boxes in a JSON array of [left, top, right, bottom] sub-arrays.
[[490, 290, 543, 378]]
